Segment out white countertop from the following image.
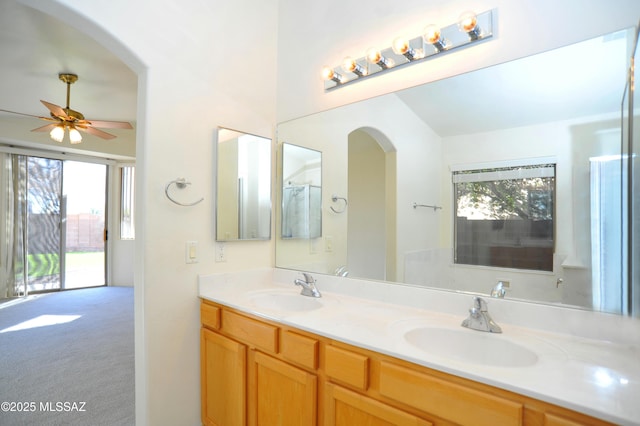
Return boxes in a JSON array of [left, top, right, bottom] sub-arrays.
[[198, 268, 640, 425]]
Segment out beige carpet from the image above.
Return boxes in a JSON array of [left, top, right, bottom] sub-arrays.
[[0, 287, 134, 426]]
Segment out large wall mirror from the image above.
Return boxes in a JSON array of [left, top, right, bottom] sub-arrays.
[[276, 28, 639, 316], [216, 127, 271, 241]]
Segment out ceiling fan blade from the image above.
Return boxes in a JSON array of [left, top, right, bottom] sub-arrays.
[[76, 125, 116, 140], [85, 119, 133, 129], [0, 108, 56, 121], [40, 100, 69, 119], [31, 123, 59, 132]]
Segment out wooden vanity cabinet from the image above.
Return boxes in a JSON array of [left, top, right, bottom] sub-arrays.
[[324, 382, 432, 426], [201, 328, 246, 426], [200, 299, 614, 426], [252, 351, 317, 425], [201, 301, 319, 426]]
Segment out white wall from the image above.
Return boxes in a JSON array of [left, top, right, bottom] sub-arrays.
[[276, 0, 640, 122], [18, 0, 640, 424], [23, 0, 278, 425]]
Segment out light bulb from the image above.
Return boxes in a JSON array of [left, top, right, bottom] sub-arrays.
[[342, 56, 357, 72], [458, 11, 480, 40], [341, 56, 367, 76], [392, 37, 410, 55], [321, 66, 343, 84], [322, 66, 335, 80], [366, 48, 393, 69], [423, 24, 446, 52], [366, 48, 382, 64], [392, 37, 421, 60], [50, 125, 65, 143], [69, 127, 82, 144]]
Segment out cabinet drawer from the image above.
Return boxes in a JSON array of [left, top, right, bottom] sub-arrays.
[[325, 345, 369, 390], [544, 413, 589, 426], [221, 310, 278, 353], [200, 302, 220, 330], [379, 361, 523, 426], [281, 330, 318, 369]]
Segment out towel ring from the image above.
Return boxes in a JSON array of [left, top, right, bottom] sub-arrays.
[[330, 194, 348, 213], [165, 178, 204, 207]]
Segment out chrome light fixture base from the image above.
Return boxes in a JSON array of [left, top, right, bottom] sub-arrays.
[[323, 9, 494, 91]]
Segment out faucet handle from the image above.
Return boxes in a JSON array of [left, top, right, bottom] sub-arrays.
[[301, 272, 315, 283], [473, 296, 488, 312]]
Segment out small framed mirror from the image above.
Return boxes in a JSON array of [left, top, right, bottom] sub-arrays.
[[216, 127, 271, 241], [281, 143, 322, 239]]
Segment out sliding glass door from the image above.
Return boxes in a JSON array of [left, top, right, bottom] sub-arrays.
[[26, 156, 63, 293], [62, 161, 106, 289], [1, 154, 107, 299]]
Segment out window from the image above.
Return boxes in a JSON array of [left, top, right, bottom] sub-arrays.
[[453, 163, 555, 271], [120, 166, 135, 240]]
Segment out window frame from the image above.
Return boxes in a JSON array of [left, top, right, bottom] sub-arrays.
[[452, 159, 556, 272]]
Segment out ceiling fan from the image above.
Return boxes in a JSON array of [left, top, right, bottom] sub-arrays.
[[0, 73, 133, 144]]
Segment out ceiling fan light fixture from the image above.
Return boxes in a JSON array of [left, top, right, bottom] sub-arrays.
[[3, 72, 133, 142], [50, 125, 65, 143], [68, 126, 82, 144]]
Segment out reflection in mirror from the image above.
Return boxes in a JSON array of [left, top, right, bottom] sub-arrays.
[[216, 127, 271, 241], [280, 143, 322, 239], [453, 161, 556, 272], [276, 28, 639, 316]]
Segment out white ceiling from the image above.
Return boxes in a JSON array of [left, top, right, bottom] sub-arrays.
[[395, 29, 631, 137], [0, 0, 137, 154]]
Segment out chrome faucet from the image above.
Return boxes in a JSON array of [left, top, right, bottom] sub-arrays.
[[491, 281, 506, 298], [294, 273, 321, 298], [461, 297, 502, 333]]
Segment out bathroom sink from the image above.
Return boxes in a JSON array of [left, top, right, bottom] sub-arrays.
[[248, 289, 324, 312], [404, 327, 539, 367]]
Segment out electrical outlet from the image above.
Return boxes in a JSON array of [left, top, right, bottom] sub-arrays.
[[215, 242, 226, 262], [186, 241, 198, 264]]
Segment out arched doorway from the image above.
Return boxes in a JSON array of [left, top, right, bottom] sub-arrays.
[[0, 0, 145, 423], [347, 127, 396, 281]]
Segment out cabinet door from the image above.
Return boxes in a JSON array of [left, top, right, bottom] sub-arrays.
[[201, 328, 247, 426], [324, 383, 432, 426], [251, 350, 317, 426]]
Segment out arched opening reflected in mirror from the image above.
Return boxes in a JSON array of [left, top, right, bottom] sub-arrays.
[[347, 128, 397, 281]]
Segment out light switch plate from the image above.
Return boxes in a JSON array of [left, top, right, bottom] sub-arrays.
[[186, 241, 198, 264]]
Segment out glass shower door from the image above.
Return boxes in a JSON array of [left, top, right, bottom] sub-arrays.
[[621, 25, 639, 317], [25, 156, 63, 293], [628, 25, 640, 316]]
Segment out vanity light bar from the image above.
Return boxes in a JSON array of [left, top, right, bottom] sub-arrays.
[[322, 9, 494, 91]]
